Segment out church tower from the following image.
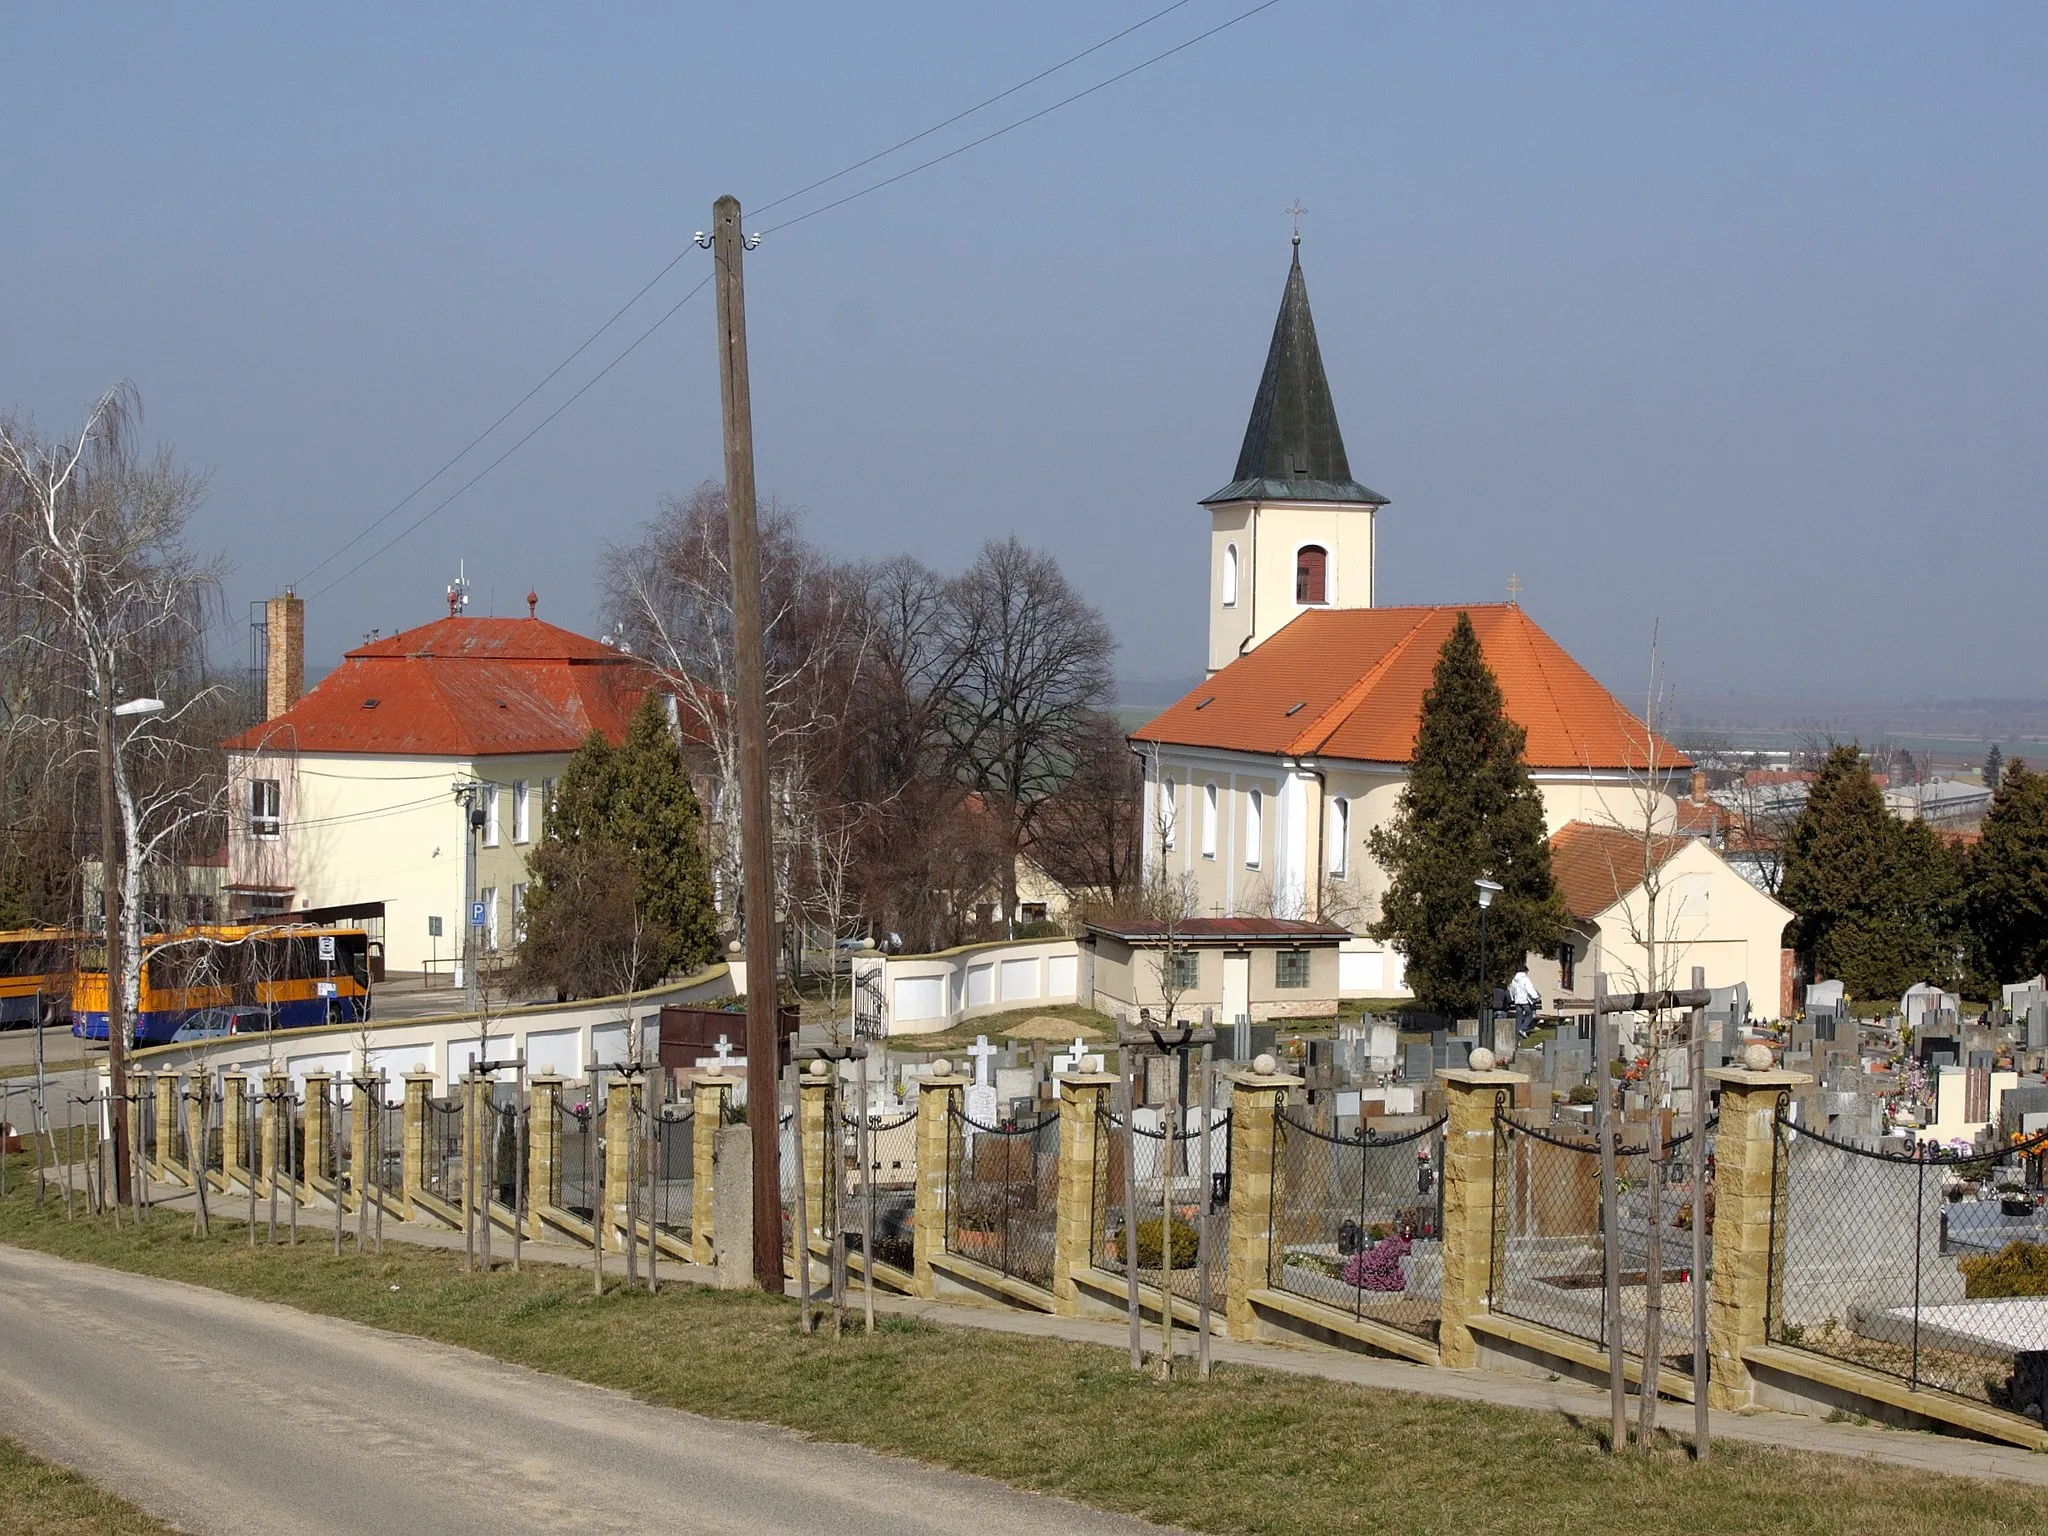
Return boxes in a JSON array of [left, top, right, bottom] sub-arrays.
[[1203, 238, 1386, 674]]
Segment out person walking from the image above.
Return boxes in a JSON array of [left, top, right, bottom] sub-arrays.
[[1508, 966, 1542, 1038]]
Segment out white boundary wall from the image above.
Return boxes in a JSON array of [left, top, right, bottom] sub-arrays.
[[854, 937, 1080, 1037], [120, 965, 731, 1102]]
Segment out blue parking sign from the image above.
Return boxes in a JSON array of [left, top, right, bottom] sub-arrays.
[[470, 900, 486, 929]]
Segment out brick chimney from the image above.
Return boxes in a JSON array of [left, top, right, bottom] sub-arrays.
[[1690, 768, 1708, 805], [265, 591, 305, 720]]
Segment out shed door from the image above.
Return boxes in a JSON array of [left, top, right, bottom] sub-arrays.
[[1221, 951, 1251, 1026]]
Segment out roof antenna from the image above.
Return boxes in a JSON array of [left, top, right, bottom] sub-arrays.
[[1286, 199, 1307, 249], [446, 560, 470, 618]]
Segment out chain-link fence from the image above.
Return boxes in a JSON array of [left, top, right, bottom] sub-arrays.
[[1090, 1109, 1231, 1307], [556, 1100, 598, 1217], [842, 1106, 918, 1272], [1269, 1108, 1442, 1341], [1491, 1102, 1713, 1375], [424, 1096, 462, 1205], [946, 1103, 1059, 1291], [1770, 1103, 2048, 1413], [651, 1106, 694, 1238]]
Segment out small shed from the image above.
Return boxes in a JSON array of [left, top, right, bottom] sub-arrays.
[[1081, 916, 1353, 1024]]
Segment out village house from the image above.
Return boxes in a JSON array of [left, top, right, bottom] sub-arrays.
[[222, 590, 667, 977], [1132, 240, 1787, 1008]]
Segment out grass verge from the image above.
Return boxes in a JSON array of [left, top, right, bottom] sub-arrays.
[[0, 1164, 2042, 1535], [0, 1434, 174, 1535]]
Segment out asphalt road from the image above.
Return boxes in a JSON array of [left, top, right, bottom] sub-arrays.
[[0, 1244, 1178, 1535]]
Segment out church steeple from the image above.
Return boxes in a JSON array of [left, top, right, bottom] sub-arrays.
[[1202, 245, 1387, 508]]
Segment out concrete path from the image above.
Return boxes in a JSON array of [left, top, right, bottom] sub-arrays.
[[0, 1244, 1180, 1535]]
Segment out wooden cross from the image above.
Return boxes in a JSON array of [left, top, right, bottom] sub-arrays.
[[1286, 199, 1308, 245]]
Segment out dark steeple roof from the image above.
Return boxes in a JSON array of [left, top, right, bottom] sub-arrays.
[[1202, 244, 1387, 507]]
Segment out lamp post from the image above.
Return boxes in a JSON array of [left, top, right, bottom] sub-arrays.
[[1474, 878, 1503, 1048], [101, 695, 164, 1205]]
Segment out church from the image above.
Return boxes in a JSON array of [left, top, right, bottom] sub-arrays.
[[1130, 238, 1792, 1014]]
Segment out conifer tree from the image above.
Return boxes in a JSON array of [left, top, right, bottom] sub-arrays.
[[517, 695, 718, 996], [1969, 758, 2048, 985], [1877, 816, 1964, 995], [1368, 613, 1566, 1016], [1780, 745, 1903, 995], [610, 693, 719, 977]]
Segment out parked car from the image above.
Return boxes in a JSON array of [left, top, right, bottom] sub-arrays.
[[170, 1006, 272, 1042]]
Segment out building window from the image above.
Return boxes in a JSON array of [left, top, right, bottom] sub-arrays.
[[1202, 783, 1218, 859], [1222, 543, 1239, 607], [249, 779, 281, 840], [1276, 949, 1311, 989], [1019, 901, 1048, 924], [1245, 788, 1263, 869], [512, 882, 527, 943], [1295, 545, 1328, 605], [512, 781, 530, 844], [1161, 777, 1177, 850], [481, 887, 498, 949], [1169, 950, 1200, 991], [1329, 797, 1349, 877], [482, 788, 500, 847], [1557, 941, 1575, 993]]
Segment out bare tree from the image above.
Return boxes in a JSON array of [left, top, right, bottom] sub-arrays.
[[939, 538, 1114, 933]]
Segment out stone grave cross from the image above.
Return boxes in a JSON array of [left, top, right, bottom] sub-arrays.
[[964, 1034, 1000, 1130]]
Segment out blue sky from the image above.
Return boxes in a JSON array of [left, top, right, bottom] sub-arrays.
[[5, 3, 2044, 703]]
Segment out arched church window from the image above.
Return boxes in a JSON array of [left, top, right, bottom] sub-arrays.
[[1295, 545, 1328, 605], [1222, 543, 1239, 607]]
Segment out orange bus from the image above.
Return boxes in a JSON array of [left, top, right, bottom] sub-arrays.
[[72, 924, 371, 1044]]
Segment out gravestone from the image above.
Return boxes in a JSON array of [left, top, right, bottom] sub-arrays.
[[995, 1067, 1035, 1107], [1368, 1020, 1398, 1074], [711, 1125, 754, 1290], [1249, 1024, 1278, 1061], [1403, 1042, 1434, 1083], [2030, 995, 2048, 1052], [964, 1036, 1000, 1129]]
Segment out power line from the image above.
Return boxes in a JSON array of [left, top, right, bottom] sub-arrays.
[[746, 0, 1198, 222], [761, 0, 1287, 236], [294, 0, 1286, 595], [292, 246, 698, 589], [304, 274, 712, 600]]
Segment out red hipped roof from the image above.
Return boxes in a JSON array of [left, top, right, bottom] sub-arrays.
[[1132, 604, 1684, 772], [225, 615, 664, 758]]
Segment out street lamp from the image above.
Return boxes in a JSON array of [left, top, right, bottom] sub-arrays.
[[101, 695, 164, 1205], [1474, 878, 1503, 1050]]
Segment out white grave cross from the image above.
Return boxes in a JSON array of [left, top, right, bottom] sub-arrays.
[[964, 1034, 1000, 1131]]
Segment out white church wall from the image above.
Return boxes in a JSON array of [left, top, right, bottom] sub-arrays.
[[1536, 776, 1679, 839]]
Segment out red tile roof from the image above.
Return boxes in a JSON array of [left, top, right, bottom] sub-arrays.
[[1548, 821, 1688, 921], [224, 615, 663, 758], [1132, 604, 1684, 772]]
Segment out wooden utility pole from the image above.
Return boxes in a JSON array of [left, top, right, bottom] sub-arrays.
[[709, 193, 784, 1292]]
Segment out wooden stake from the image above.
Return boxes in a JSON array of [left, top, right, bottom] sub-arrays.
[[1120, 1044, 1142, 1371], [1595, 971, 1626, 1453], [1689, 965, 1710, 1461]]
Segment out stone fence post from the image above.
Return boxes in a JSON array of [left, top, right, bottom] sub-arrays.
[[1225, 1060, 1301, 1339], [302, 1073, 333, 1192], [185, 1074, 211, 1188], [1053, 1072, 1117, 1315], [691, 1073, 733, 1264], [401, 1072, 434, 1219], [222, 1073, 249, 1187], [1436, 1065, 1528, 1368], [913, 1069, 967, 1298], [259, 1077, 287, 1194], [602, 1075, 635, 1253], [526, 1076, 563, 1237], [152, 1072, 179, 1178], [1706, 1065, 1810, 1409]]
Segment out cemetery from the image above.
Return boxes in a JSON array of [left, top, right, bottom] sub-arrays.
[[15, 966, 2048, 1461]]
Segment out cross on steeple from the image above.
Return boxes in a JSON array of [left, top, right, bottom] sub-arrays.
[[1507, 572, 1523, 604], [1285, 199, 1307, 247]]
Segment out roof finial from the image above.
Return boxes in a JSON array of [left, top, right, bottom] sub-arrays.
[[527, 589, 538, 619], [1286, 198, 1307, 248], [1507, 571, 1522, 605]]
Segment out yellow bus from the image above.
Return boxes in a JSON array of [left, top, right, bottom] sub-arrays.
[[72, 924, 371, 1044], [0, 928, 76, 1028]]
